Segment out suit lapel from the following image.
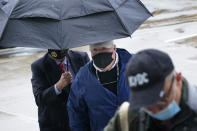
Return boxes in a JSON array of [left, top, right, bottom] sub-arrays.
[[67, 50, 78, 75], [44, 54, 62, 85]]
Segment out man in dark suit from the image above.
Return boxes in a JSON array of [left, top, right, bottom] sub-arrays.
[[31, 49, 90, 131]]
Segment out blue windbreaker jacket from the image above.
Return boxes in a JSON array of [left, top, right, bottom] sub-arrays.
[[67, 48, 132, 131]]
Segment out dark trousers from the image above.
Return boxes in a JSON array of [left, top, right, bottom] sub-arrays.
[[39, 123, 70, 131]]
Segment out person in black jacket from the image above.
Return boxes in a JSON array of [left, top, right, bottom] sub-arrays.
[[31, 49, 90, 131]]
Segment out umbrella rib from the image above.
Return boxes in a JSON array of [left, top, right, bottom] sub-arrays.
[[114, 10, 131, 35], [105, 0, 130, 35], [60, 0, 64, 49]]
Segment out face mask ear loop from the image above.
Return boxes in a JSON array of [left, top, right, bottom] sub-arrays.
[[172, 75, 177, 102]]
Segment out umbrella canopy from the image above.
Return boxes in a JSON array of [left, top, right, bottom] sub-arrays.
[[0, 0, 151, 49]]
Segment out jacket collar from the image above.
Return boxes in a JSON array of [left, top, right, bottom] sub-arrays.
[[66, 50, 77, 74], [44, 53, 62, 84]]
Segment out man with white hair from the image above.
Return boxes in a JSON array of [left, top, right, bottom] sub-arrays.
[[67, 41, 133, 131]]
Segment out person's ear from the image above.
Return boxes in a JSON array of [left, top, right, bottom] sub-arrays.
[[91, 50, 94, 57], [114, 44, 116, 51], [175, 72, 182, 89], [112, 45, 116, 59]]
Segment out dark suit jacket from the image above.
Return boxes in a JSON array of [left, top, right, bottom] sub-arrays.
[[31, 50, 90, 131]]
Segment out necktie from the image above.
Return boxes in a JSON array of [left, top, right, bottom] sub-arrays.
[[59, 62, 66, 73], [60, 62, 72, 85]]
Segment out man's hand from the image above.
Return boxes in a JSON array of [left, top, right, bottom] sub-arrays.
[[56, 71, 72, 91]]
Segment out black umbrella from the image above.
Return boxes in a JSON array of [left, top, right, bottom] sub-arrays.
[[0, 0, 151, 49]]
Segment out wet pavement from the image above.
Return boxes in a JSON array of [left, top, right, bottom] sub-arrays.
[[1, 0, 197, 130], [0, 51, 45, 131]]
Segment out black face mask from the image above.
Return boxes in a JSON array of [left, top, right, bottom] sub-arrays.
[[48, 49, 68, 59], [92, 52, 113, 69]]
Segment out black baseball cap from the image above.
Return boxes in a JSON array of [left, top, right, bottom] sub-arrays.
[[48, 49, 68, 59], [125, 49, 174, 109]]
